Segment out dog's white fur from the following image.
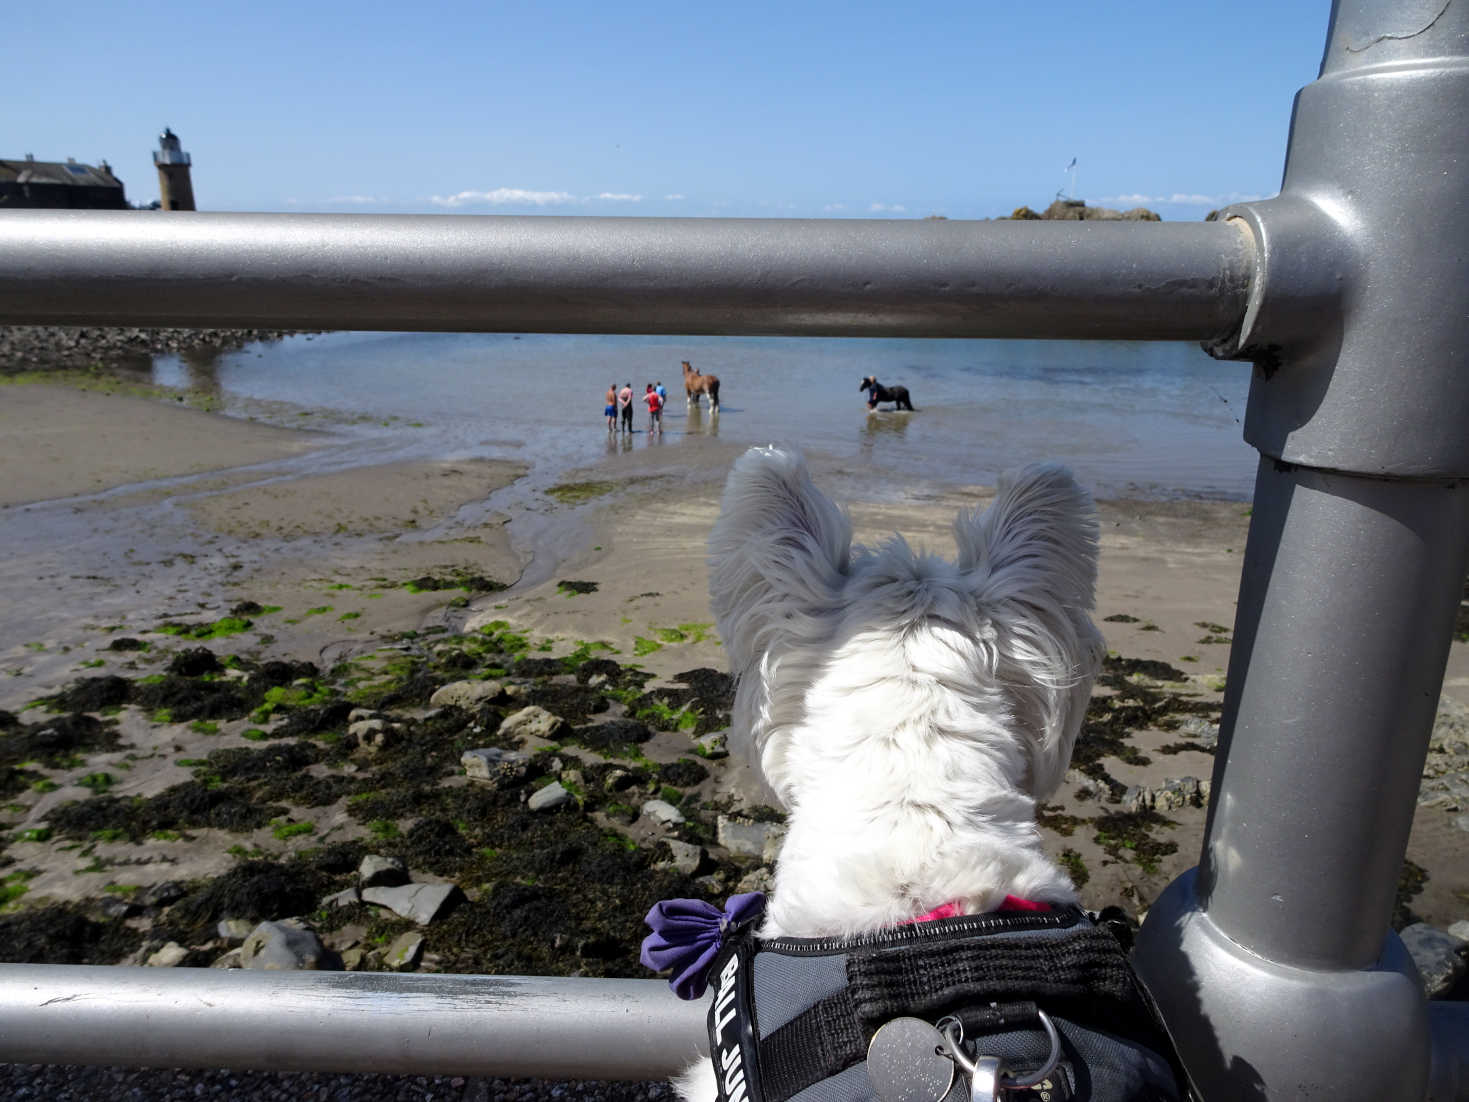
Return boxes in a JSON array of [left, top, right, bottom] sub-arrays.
[[679, 446, 1103, 1098]]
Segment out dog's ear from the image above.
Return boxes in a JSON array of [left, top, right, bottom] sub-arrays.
[[954, 464, 1103, 797], [708, 447, 851, 674]]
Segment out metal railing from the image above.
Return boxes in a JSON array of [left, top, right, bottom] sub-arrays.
[[0, 212, 1252, 340], [1, 0, 1466, 1098]]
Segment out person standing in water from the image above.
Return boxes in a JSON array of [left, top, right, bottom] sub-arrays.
[[605, 382, 618, 432], [618, 382, 634, 433], [643, 382, 663, 436]]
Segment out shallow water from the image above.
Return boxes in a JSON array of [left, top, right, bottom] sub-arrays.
[[152, 332, 1258, 501]]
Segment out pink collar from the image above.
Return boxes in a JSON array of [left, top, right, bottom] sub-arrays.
[[905, 896, 1052, 924]]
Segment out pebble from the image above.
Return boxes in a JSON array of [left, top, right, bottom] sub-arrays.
[[1401, 923, 1469, 998], [716, 815, 786, 860], [361, 883, 463, 925], [461, 747, 529, 786], [240, 921, 334, 972], [640, 800, 684, 826], [385, 932, 426, 972], [145, 942, 189, 968], [359, 855, 409, 888], [499, 706, 567, 742], [656, 839, 703, 875], [528, 782, 574, 812], [430, 680, 506, 710]]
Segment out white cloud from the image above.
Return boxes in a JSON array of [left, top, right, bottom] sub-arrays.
[[429, 188, 576, 208], [823, 202, 848, 212], [326, 194, 384, 205], [664, 193, 685, 201], [593, 192, 643, 202], [1103, 191, 1268, 207], [869, 202, 907, 213]]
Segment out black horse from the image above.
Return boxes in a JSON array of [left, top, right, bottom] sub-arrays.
[[859, 375, 915, 411]]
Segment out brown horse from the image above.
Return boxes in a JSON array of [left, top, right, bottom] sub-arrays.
[[682, 360, 720, 411]]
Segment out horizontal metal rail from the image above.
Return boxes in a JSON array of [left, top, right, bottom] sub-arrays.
[[0, 210, 1252, 340], [0, 965, 708, 1079]]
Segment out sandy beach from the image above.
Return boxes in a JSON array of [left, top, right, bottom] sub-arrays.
[[2, 371, 1466, 972]]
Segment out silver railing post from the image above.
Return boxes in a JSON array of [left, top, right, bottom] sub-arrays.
[[1132, 1, 1469, 1099]]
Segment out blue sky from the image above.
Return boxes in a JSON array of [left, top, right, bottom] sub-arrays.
[[8, 1, 1330, 221]]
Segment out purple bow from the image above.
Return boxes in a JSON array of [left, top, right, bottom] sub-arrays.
[[640, 893, 766, 1000]]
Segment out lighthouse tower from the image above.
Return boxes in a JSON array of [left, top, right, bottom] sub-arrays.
[[153, 128, 196, 211]]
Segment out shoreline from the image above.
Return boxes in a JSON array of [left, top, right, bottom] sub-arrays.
[[1, 372, 1465, 977]]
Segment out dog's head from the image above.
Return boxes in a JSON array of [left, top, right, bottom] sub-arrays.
[[708, 447, 1102, 812]]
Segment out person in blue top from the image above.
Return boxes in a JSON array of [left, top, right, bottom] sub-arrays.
[[655, 380, 667, 407]]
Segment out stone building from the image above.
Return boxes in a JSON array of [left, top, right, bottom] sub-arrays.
[[0, 155, 127, 209]]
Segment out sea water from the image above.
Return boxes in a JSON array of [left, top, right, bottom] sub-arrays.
[[152, 332, 1257, 501]]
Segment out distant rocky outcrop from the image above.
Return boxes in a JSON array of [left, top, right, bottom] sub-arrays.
[[0, 325, 302, 373], [1006, 199, 1162, 222]]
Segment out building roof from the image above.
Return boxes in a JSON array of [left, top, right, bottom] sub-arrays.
[[0, 158, 122, 189]]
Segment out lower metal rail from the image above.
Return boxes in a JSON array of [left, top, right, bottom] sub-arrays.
[[0, 965, 708, 1080]]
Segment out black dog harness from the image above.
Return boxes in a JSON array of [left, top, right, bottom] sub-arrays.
[[705, 906, 1184, 1102]]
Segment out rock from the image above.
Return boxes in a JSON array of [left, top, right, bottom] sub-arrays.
[[499, 705, 567, 742], [1420, 696, 1469, 810], [1175, 716, 1220, 746], [1401, 923, 1468, 997], [657, 838, 704, 875], [1153, 777, 1205, 812], [321, 887, 363, 909], [1450, 920, 1469, 943], [697, 732, 729, 759], [361, 882, 463, 924], [695, 872, 728, 894], [216, 918, 255, 942], [718, 815, 787, 860], [146, 941, 189, 967], [1122, 777, 1209, 814], [141, 881, 187, 908], [461, 747, 530, 786], [348, 718, 396, 753], [339, 947, 366, 970], [385, 931, 425, 972], [211, 949, 243, 969], [100, 897, 140, 920], [1038, 198, 1161, 222], [1065, 769, 1104, 801], [348, 708, 378, 723], [529, 781, 574, 812], [358, 855, 408, 888], [736, 867, 775, 894], [429, 680, 505, 709], [602, 768, 632, 793], [642, 799, 686, 826], [240, 920, 336, 971]]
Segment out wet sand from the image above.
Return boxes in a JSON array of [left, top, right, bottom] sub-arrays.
[[1, 377, 1465, 930]]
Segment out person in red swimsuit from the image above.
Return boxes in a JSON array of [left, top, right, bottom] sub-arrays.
[[642, 382, 663, 436]]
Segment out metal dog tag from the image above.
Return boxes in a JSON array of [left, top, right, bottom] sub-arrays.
[[867, 1017, 955, 1102]]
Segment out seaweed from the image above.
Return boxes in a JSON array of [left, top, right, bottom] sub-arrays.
[[159, 859, 330, 944], [1, 713, 121, 768], [43, 676, 132, 713], [0, 904, 142, 964], [134, 676, 253, 723]]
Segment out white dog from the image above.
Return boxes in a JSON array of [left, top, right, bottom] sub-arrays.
[[678, 445, 1106, 1100]]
